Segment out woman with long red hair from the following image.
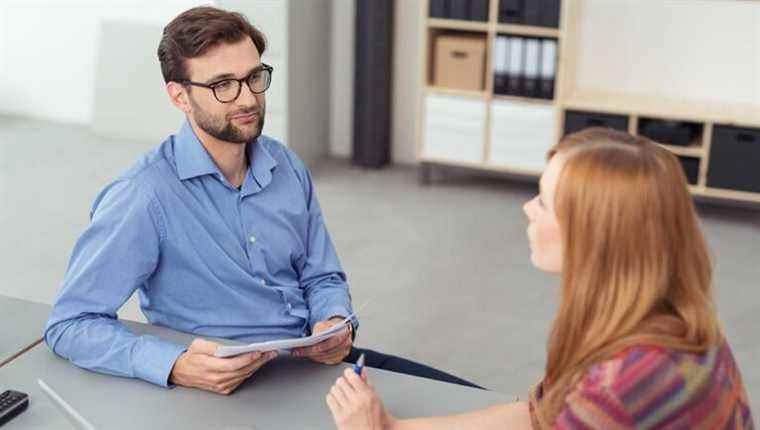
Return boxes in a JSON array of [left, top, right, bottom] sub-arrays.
[[325, 128, 754, 429]]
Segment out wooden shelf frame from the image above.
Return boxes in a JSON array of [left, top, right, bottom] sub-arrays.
[[495, 23, 560, 38]]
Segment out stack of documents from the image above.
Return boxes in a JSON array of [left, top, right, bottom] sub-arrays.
[[215, 316, 353, 358]]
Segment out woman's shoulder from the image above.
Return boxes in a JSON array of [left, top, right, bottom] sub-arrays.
[[566, 339, 754, 428], [583, 339, 738, 393]]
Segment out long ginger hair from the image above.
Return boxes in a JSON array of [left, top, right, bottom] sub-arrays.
[[530, 128, 720, 427]]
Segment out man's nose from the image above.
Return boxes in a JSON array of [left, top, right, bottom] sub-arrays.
[[237, 82, 260, 107]]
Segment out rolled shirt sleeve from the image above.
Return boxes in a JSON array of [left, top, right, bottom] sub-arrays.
[[44, 178, 186, 387], [285, 151, 357, 332]]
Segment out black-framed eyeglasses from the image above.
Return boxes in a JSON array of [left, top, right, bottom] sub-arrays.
[[179, 64, 273, 103]]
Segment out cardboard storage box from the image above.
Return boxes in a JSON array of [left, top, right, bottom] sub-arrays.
[[434, 34, 486, 91]]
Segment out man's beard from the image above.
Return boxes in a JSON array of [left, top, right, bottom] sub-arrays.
[[189, 96, 265, 144]]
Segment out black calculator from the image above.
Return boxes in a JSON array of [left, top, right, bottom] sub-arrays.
[[0, 390, 29, 427]]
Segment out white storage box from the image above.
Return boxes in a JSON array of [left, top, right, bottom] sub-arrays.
[[489, 100, 558, 172], [422, 94, 486, 163]]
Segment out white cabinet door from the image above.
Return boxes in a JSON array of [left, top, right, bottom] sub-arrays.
[[423, 94, 486, 163], [489, 100, 557, 172]]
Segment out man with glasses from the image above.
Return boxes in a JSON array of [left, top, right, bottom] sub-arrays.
[[45, 5, 477, 396], [43, 6, 355, 395]]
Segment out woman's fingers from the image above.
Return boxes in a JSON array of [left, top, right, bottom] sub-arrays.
[[326, 391, 342, 413], [332, 377, 353, 405], [343, 367, 371, 394]]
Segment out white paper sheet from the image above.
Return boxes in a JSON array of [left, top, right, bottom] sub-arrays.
[[214, 314, 354, 358]]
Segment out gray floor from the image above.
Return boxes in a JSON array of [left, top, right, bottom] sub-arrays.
[[2, 115, 759, 417]]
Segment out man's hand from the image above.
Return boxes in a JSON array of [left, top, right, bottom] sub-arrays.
[[291, 317, 352, 365], [169, 338, 277, 395]]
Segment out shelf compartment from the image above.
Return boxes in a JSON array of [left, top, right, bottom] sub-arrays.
[[426, 29, 488, 92], [563, 110, 629, 136], [677, 156, 701, 186], [492, 34, 558, 100], [429, 0, 490, 23], [707, 125, 760, 193], [638, 117, 703, 146], [498, 0, 561, 29]]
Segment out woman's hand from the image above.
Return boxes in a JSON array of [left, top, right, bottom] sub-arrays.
[[326, 367, 395, 430]]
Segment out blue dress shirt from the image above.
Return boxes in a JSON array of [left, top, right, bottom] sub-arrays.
[[44, 121, 355, 387]]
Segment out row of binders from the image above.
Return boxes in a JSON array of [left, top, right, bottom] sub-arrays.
[[493, 35, 557, 100], [500, 0, 561, 28], [429, 0, 490, 22], [429, 0, 561, 28]]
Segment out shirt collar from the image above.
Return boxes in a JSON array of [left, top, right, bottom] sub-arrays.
[[243, 135, 278, 195], [174, 121, 278, 189], [175, 121, 221, 181]]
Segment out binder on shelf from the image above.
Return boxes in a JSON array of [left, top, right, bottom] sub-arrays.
[[449, 0, 469, 20], [429, 0, 447, 18], [523, 38, 540, 97], [539, 39, 557, 99], [539, 0, 561, 28], [493, 36, 508, 95], [499, 0, 523, 24], [524, 0, 541, 27], [469, 0, 490, 22], [505, 36, 524, 96], [497, 0, 561, 28]]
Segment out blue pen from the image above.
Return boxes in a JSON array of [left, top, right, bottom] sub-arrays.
[[353, 353, 365, 375]]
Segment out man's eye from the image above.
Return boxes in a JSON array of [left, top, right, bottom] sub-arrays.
[[215, 81, 234, 90]]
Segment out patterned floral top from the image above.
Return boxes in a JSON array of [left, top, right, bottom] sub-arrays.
[[530, 338, 754, 429]]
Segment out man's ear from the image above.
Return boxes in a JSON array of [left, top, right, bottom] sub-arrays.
[[167, 81, 192, 114]]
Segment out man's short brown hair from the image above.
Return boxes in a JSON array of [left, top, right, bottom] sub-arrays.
[[157, 6, 267, 83]]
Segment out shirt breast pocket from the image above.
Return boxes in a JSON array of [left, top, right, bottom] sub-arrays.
[[250, 207, 307, 281]]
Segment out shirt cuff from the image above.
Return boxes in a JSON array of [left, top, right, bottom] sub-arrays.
[[132, 335, 188, 388], [310, 305, 359, 334]]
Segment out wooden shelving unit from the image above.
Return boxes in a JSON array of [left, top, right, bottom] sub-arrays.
[[425, 86, 488, 99], [417, 0, 760, 205], [428, 18, 490, 32], [495, 23, 560, 38], [418, 0, 568, 179]]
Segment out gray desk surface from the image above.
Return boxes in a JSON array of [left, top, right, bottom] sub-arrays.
[[2, 320, 509, 429], [0, 295, 51, 367]]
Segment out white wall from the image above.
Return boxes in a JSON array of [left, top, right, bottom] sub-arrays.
[[91, 20, 184, 144], [391, 0, 424, 165], [329, 0, 354, 158], [287, 0, 332, 165], [573, 0, 760, 105], [0, 1, 206, 125]]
